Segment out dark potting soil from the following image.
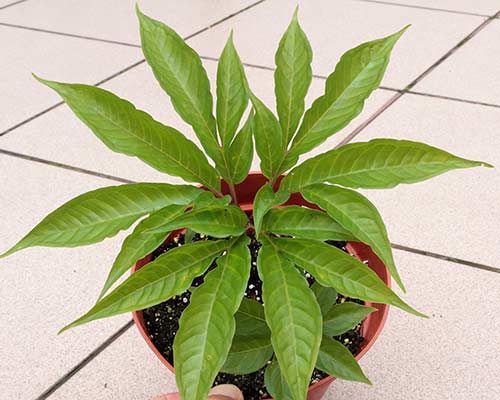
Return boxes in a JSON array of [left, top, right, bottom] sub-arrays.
[[143, 235, 366, 400]]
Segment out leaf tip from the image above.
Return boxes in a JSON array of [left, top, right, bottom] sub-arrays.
[[293, 5, 299, 19]]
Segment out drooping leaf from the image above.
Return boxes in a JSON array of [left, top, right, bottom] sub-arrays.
[[258, 238, 322, 400], [235, 298, 270, 337], [264, 358, 293, 400], [253, 183, 290, 237], [97, 204, 187, 300], [275, 7, 313, 145], [221, 335, 273, 375], [174, 237, 251, 400], [217, 31, 249, 146], [311, 282, 338, 316], [286, 27, 408, 162], [262, 206, 356, 241], [301, 184, 404, 291], [323, 302, 376, 336], [60, 239, 235, 332], [226, 113, 254, 184], [271, 237, 425, 317], [0, 183, 201, 258], [316, 336, 371, 384], [136, 7, 222, 165], [281, 139, 493, 191], [250, 92, 285, 180], [35, 76, 220, 193]]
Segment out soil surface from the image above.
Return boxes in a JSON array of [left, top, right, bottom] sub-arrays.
[[143, 235, 366, 400]]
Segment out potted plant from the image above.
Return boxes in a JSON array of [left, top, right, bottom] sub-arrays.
[[1, 6, 492, 400]]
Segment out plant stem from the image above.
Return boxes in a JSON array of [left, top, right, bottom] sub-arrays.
[[228, 181, 238, 205]]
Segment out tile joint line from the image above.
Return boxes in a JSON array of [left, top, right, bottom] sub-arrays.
[[0, 0, 29, 11]]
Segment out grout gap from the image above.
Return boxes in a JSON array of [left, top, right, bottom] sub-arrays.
[[0, 0, 29, 11]]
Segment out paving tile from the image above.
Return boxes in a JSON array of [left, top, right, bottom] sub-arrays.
[[0, 155, 132, 399], [328, 250, 500, 399], [0, 25, 141, 133], [349, 93, 499, 268], [188, 0, 483, 89], [414, 20, 500, 105], [0, 0, 258, 44], [0, 59, 393, 183], [366, 0, 500, 15]]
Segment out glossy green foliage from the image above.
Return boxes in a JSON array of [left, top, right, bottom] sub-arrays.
[[253, 183, 290, 237], [323, 303, 377, 336]]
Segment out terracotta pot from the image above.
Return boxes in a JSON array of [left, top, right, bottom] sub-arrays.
[[132, 172, 391, 400]]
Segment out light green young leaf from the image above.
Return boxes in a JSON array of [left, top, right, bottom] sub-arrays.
[[286, 27, 408, 162], [271, 237, 425, 317], [301, 184, 404, 291], [221, 335, 273, 375], [217, 31, 249, 146], [311, 282, 338, 316], [97, 204, 187, 300], [226, 113, 254, 184], [60, 239, 236, 332], [323, 302, 376, 336], [317, 336, 371, 384], [262, 206, 356, 241], [235, 298, 270, 337], [174, 237, 251, 400], [281, 139, 493, 191], [191, 191, 232, 208], [35, 76, 220, 193], [275, 7, 313, 145], [253, 183, 290, 237], [264, 358, 293, 400], [136, 7, 221, 165], [250, 92, 285, 180], [0, 183, 200, 259], [258, 238, 322, 400]]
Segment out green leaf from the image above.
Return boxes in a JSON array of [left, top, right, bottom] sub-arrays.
[[174, 237, 251, 400], [286, 27, 408, 162], [35, 76, 220, 193], [0, 183, 200, 258], [301, 184, 404, 291], [264, 358, 293, 400], [221, 335, 273, 375], [282, 139, 493, 191], [136, 7, 221, 165], [226, 113, 254, 184], [235, 298, 270, 337], [60, 239, 234, 332], [146, 205, 248, 238], [217, 31, 249, 146], [191, 191, 232, 208], [271, 237, 425, 318], [311, 282, 338, 316], [250, 92, 285, 180], [317, 336, 371, 384], [323, 302, 376, 336], [97, 204, 187, 300], [275, 7, 313, 145], [258, 238, 322, 400], [262, 206, 356, 241], [253, 183, 290, 237]]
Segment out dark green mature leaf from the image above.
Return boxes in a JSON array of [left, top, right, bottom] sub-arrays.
[[317, 336, 371, 384], [217, 31, 249, 146], [265, 358, 293, 400], [97, 204, 187, 300], [222, 335, 273, 375], [250, 92, 285, 180], [323, 302, 376, 336], [253, 184, 290, 237], [137, 7, 221, 165], [174, 237, 251, 400], [301, 184, 404, 291], [0, 183, 201, 259], [275, 7, 313, 145], [190, 191, 232, 209], [235, 298, 270, 337], [35, 77, 220, 193], [146, 205, 248, 238], [258, 239, 322, 400], [282, 139, 492, 191], [262, 206, 356, 241], [226, 113, 254, 184], [60, 239, 235, 332], [311, 282, 338, 316], [271, 237, 425, 317], [286, 27, 408, 162]]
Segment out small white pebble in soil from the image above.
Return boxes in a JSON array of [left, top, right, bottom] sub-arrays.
[[305, 273, 311, 278], [182, 297, 188, 303], [248, 284, 255, 289]]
